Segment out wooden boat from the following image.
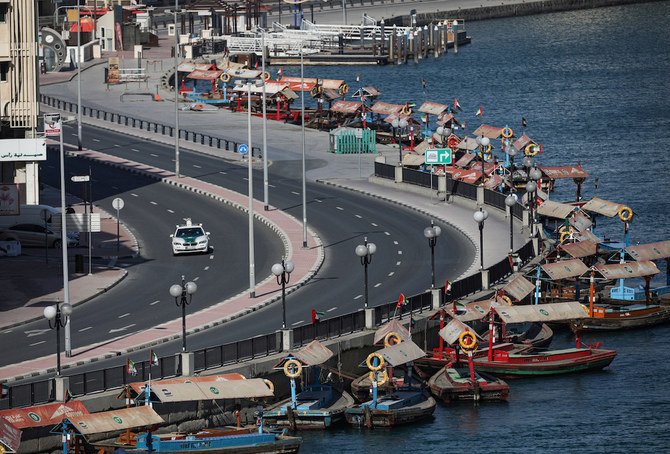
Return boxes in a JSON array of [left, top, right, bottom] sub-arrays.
[[428, 365, 509, 403], [265, 340, 354, 430], [472, 346, 616, 377], [574, 304, 670, 331], [264, 384, 355, 430], [344, 388, 436, 428], [350, 368, 408, 402], [129, 427, 302, 453]]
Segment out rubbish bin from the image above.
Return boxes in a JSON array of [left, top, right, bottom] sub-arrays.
[[75, 254, 84, 273]]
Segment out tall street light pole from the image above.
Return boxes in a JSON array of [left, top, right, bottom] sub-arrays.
[[476, 135, 490, 186], [391, 117, 407, 165], [355, 237, 377, 308], [300, 47, 307, 248], [44, 302, 72, 375], [169, 276, 197, 352], [261, 31, 269, 211], [474, 208, 489, 270], [505, 192, 518, 254], [272, 259, 294, 329], [424, 220, 442, 288], [174, 4, 181, 177], [76, 1, 82, 150], [247, 81, 257, 297]]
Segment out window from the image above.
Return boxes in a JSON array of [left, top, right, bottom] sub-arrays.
[[0, 4, 8, 23], [0, 62, 8, 83]]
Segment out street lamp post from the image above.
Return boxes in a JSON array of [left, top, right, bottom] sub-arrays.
[[423, 220, 442, 288], [261, 31, 269, 211], [504, 139, 517, 186], [76, 0, 82, 151], [476, 136, 490, 186], [169, 276, 197, 352], [525, 180, 538, 236], [391, 117, 408, 165], [355, 238, 377, 308], [44, 302, 73, 375], [300, 47, 308, 248], [272, 259, 295, 329], [505, 192, 518, 253], [473, 208, 489, 270]]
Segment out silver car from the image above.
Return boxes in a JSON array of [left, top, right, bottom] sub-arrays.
[[0, 223, 79, 248]]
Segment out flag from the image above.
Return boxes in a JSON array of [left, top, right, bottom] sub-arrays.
[[356, 74, 360, 82], [444, 279, 452, 294], [254, 61, 259, 70], [396, 292, 407, 308], [277, 67, 283, 79], [127, 358, 137, 376], [475, 105, 483, 117], [453, 98, 462, 112], [311, 308, 325, 325], [422, 79, 427, 91], [1, 383, 7, 398], [522, 116, 527, 128], [150, 350, 159, 367], [64, 388, 73, 402]]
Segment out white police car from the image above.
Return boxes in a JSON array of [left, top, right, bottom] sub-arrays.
[[170, 218, 210, 255]]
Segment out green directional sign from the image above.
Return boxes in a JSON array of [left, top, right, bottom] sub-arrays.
[[425, 148, 452, 165]]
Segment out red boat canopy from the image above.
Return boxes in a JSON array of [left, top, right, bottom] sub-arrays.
[[0, 417, 21, 453], [0, 401, 89, 429], [186, 69, 223, 80]]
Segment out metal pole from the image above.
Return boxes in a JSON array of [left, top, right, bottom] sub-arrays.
[[261, 32, 269, 211], [430, 240, 435, 288], [341, 0, 346, 24], [479, 222, 484, 269], [281, 272, 287, 329], [300, 49, 307, 248], [77, 3, 82, 151], [248, 84, 256, 297], [181, 292, 187, 352], [116, 207, 120, 253], [56, 309, 61, 375], [363, 258, 369, 309], [174, 4, 180, 177], [59, 125, 72, 357], [509, 209, 514, 253], [88, 167, 92, 275]]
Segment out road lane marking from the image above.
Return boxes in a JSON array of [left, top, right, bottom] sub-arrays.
[[355, 214, 362, 219], [204, 266, 210, 270], [291, 320, 304, 326], [193, 164, 202, 169], [112, 186, 119, 190], [336, 206, 343, 211], [398, 250, 403, 255], [291, 191, 300, 195], [92, 138, 100, 142], [131, 193, 139, 197], [374, 283, 381, 288], [30, 341, 46, 347], [371, 223, 378, 227], [219, 171, 227, 175], [118, 313, 130, 318], [150, 300, 160, 306], [384, 231, 390, 236], [150, 201, 157, 205], [25, 329, 50, 337], [193, 276, 200, 281], [210, 255, 214, 259], [388, 272, 395, 277], [109, 324, 136, 334], [114, 144, 120, 147], [354, 295, 362, 300], [131, 148, 140, 152], [150, 153, 158, 157], [269, 184, 276, 188], [315, 199, 323, 203], [396, 261, 401, 266], [167, 209, 174, 213], [327, 307, 337, 312], [393, 241, 398, 245], [79, 326, 93, 332]]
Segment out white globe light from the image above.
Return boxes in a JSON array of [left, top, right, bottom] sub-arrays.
[[185, 281, 197, 295], [526, 181, 537, 193], [169, 284, 183, 298], [355, 244, 368, 257], [399, 118, 408, 128], [505, 194, 517, 207], [424, 227, 435, 239], [60, 303, 73, 316], [433, 225, 442, 237], [436, 126, 444, 136], [284, 260, 295, 273], [480, 137, 490, 147], [272, 263, 284, 276], [44, 305, 57, 320], [473, 211, 485, 223], [482, 209, 489, 220], [367, 242, 377, 255], [391, 118, 399, 128]]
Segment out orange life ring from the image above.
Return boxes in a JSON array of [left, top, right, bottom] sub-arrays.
[[618, 206, 633, 222], [502, 127, 513, 139], [220, 73, 231, 83], [458, 331, 477, 351], [263, 71, 270, 81], [401, 105, 411, 116], [525, 144, 540, 156], [383, 332, 402, 348], [368, 369, 389, 386], [560, 230, 573, 243], [501, 295, 512, 306], [283, 359, 302, 378], [366, 352, 385, 371], [339, 83, 349, 95]]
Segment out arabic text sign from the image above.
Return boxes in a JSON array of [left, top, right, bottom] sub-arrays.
[[425, 148, 452, 165], [0, 139, 47, 162], [52, 213, 102, 233]]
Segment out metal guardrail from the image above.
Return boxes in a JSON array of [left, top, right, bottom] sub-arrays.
[[0, 125, 538, 410]]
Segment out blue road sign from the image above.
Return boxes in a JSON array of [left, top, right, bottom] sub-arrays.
[[238, 143, 249, 155]]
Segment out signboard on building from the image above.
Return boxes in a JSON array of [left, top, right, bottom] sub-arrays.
[[43, 114, 62, 137], [0, 138, 47, 162], [0, 184, 20, 216]]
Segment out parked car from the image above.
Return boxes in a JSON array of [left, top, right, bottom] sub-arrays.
[[0, 223, 79, 248], [170, 218, 209, 255]]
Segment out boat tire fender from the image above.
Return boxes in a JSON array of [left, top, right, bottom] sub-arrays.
[[366, 352, 385, 371]]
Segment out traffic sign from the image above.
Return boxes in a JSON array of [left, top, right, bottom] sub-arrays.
[[425, 148, 452, 165], [112, 197, 125, 210], [44, 114, 62, 137], [238, 143, 249, 155], [71, 175, 90, 182]]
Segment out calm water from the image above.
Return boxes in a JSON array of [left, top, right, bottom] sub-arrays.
[[288, 3, 670, 452]]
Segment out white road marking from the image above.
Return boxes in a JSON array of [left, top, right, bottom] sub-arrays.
[[396, 261, 401, 266], [118, 313, 130, 318], [291, 320, 304, 326], [354, 295, 362, 300], [109, 324, 136, 334], [398, 250, 403, 255], [0, 330, 11, 334], [393, 241, 399, 245], [193, 276, 200, 281], [150, 201, 157, 205], [327, 307, 337, 312], [219, 171, 227, 175], [336, 206, 343, 211], [131, 148, 140, 152], [315, 199, 323, 203], [92, 138, 100, 142], [243, 177, 248, 181], [30, 341, 46, 347], [25, 329, 50, 337], [131, 193, 139, 197], [150, 300, 160, 306], [71, 133, 77, 137], [371, 222, 378, 227], [112, 186, 119, 190], [193, 164, 202, 169], [291, 191, 300, 195], [209, 255, 214, 259], [79, 326, 93, 332], [384, 231, 390, 236], [374, 283, 381, 288], [355, 214, 362, 219], [204, 266, 210, 271], [388, 272, 395, 277], [167, 209, 174, 213], [269, 184, 276, 188], [114, 144, 120, 147], [150, 153, 158, 157]]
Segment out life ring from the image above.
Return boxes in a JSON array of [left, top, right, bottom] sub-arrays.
[[365, 352, 385, 371], [483, 144, 492, 153], [263, 71, 270, 81], [458, 331, 477, 351], [502, 127, 513, 139], [220, 73, 231, 83], [383, 331, 402, 348], [618, 206, 633, 222], [558, 225, 573, 234], [525, 144, 540, 156], [581, 304, 590, 315], [447, 136, 460, 149], [559, 231, 573, 243], [501, 295, 513, 306], [368, 369, 389, 386], [339, 83, 349, 96], [283, 359, 303, 378], [400, 105, 411, 116], [309, 86, 321, 97], [263, 378, 275, 393]]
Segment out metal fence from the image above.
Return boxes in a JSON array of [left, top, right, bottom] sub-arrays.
[[194, 333, 280, 372], [293, 311, 366, 347], [374, 161, 395, 180]]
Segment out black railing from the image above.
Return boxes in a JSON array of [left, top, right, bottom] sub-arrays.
[[488, 256, 514, 283], [293, 311, 366, 347], [374, 161, 395, 179]]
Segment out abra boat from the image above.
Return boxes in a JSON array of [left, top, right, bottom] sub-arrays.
[[428, 365, 509, 403], [264, 340, 355, 430]]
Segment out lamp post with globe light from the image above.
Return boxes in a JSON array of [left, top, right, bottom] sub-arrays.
[[44, 302, 73, 375], [473, 208, 489, 270], [391, 117, 408, 165], [424, 221, 442, 288], [169, 276, 197, 352], [476, 136, 490, 186], [272, 259, 295, 330], [355, 238, 377, 309]]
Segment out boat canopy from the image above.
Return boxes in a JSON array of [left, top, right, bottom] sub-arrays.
[[330, 100, 364, 114], [436, 113, 464, 128], [512, 134, 536, 152], [122, 374, 248, 399], [0, 417, 21, 453], [570, 212, 593, 232], [502, 273, 535, 301], [370, 101, 404, 115], [538, 165, 589, 180], [581, 197, 627, 218], [456, 137, 480, 151], [418, 101, 449, 116], [376, 340, 426, 366], [575, 230, 602, 243], [232, 82, 297, 99], [225, 69, 264, 79], [439, 318, 479, 345], [536, 200, 578, 220], [559, 240, 598, 258], [0, 401, 89, 429], [444, 300, 491, 322], [472, 124, 503, 139], [291, 340, 334, 366], [178, 62, 216, 72], [52, 406, 163, 438], [451, 168, 482, 184], [455, 152, 476, 167], [351, 86, 381, 99], [494, 301, 588, 323], [373, 319, 411, 345], [140, 379, 274, 403], [403, 153, 426, 167], [186, 69, 223, 80], [541, 258, 589, 280], [592, 261, 660, 279], [626, 240, 670, 261], [484, 174, 504, 190]]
